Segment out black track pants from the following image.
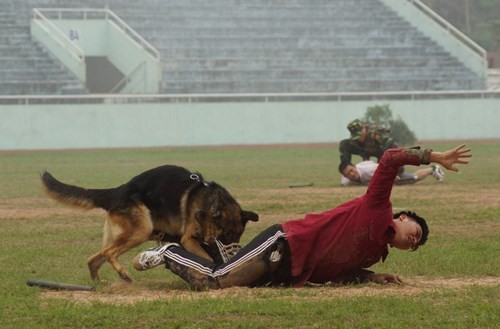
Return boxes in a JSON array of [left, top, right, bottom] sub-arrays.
[[163, 224, 292, 290]]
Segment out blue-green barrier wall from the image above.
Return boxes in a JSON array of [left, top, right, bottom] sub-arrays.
[[1, 97, 499, 150]]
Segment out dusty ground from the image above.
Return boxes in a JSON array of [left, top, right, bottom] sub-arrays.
[[39, 277, 500, 305], [7, 188, 499, 306]]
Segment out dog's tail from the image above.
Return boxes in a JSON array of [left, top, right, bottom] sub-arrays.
[[41, 171, 120, 211]]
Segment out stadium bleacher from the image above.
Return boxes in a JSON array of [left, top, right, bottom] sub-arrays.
[[0, 1, 88, 94], [0, 0, 487, 95]]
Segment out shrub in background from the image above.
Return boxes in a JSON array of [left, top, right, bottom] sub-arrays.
[[363, 104, 417, 146]]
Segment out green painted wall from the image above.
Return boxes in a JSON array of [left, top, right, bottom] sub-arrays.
[[0, 98, 499, 150]]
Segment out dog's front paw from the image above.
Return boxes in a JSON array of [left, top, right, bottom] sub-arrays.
[[119, 272, 133, 283]]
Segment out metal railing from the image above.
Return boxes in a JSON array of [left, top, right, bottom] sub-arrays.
[[1, 90, 499, 105], [32, 8, 85, 64], [33, 8, 160, 61], [109, 61, 146, 93], [406, 0, 487, 62]]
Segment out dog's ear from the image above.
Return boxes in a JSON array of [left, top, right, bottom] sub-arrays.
[[241, 210, 259, 224], [195, 210, 206, 224], [210, 198, 222, 218]]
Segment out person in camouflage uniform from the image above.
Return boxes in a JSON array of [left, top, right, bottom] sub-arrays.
[[339, 119, 397, 165]]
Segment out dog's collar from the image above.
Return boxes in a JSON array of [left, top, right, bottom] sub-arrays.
[[190, 173, 209, 187]]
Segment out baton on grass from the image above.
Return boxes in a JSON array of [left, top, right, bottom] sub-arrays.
[[27, 279, 95, 291]]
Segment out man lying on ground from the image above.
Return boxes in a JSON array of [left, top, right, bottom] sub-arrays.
[[134, 145, 471, 290], [339, 160, 445, 186]]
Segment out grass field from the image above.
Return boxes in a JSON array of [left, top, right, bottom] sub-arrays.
[[0, 141, 498, 328]]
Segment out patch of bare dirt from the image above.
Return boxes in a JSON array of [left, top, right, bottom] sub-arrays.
[[0, 197, 104, 220], [39, 277, 500, 305]]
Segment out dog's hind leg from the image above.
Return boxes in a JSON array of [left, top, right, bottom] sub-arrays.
[[87, 252, 107, 282], [92, 205, 153, 282], [87, 218, 116, 282]]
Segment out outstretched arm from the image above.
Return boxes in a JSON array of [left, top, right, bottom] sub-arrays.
[[365, 144, 471, 208], [429, 144, 472, 172]]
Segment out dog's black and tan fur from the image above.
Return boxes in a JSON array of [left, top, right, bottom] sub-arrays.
[[41, 165, 258, 282]]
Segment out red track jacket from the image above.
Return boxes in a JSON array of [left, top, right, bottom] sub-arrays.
[[282, 147, 431, 286]]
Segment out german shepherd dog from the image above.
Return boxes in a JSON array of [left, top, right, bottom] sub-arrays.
[[41, 165, 258, 282]]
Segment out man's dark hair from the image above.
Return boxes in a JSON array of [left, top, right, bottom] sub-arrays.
[[338, 161, 352, 175], [393, 210, 429, 251]]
